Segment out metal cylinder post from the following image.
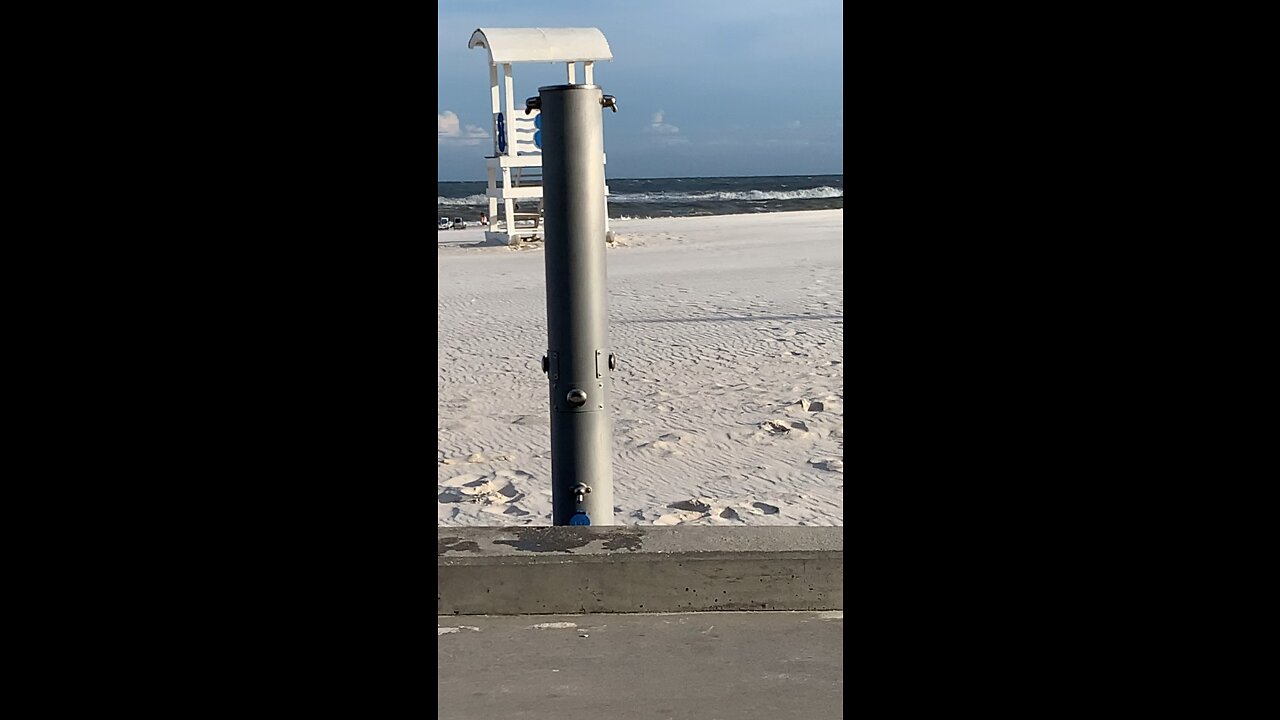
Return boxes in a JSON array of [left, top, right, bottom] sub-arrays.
[[538, 84, 614, 526]]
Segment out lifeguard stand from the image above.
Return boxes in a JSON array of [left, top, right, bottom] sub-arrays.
[[468, 27, 613, 246]]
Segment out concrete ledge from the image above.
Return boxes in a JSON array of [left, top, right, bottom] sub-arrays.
[[438, 526, 842, 615]]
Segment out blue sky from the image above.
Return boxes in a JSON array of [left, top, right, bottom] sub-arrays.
[[438, 0, 843, 181]]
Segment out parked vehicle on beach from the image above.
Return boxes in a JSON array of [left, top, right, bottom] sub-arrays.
[[438, 217, 452, 230], [452, 217, 467, 229]]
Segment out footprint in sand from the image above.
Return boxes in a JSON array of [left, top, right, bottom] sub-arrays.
[[460, 480, 501, 497], [482, 504, 531, 517], [643, 439, 684, 456], [440, 473, 487, 488], [441, 451, 497, 464], [494, 483, 524, 503], [437, 487, 471, 503], [442, 474, 501, 502], [653, 510, 704, 525], [439, 473, 526, 510], [750, 502, 780, 515], [668, 497, 713, 513], [760, 420, 791, 434]]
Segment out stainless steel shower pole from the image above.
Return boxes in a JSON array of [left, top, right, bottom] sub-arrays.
[[534, 84, 616, 526]]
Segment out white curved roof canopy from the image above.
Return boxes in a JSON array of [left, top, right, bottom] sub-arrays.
[[468, 27, 612, 64]]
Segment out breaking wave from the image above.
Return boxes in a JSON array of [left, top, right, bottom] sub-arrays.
[[609, 186, 843, 203], [437, 193, 490, 205], [438, 186, 842, 205]]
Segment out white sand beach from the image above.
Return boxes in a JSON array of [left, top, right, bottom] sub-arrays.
[[438, 209, 843, 526]]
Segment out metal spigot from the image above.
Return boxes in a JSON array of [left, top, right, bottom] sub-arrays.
[[601, 95, 618, 112], [572, 483, 592, 505], [525, 97, 541, 115]]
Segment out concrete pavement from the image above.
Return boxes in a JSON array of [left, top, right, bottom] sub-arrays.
[[437, 611, 844, 720]]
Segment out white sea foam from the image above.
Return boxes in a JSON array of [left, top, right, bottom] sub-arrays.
[[609, 186, 843, 203], [438, 186, 842, 205], [437, 193, 490, 205]]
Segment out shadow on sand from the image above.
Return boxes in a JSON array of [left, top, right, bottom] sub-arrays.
[[440, 235, 545, 249]]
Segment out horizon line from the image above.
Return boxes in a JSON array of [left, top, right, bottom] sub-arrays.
[[438, 172, 844, 183]]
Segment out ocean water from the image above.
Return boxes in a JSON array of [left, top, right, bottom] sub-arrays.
[[437, 174, 843, 221]]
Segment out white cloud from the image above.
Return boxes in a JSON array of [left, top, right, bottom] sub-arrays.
[[787, 120, 802, 130], [646, 109, 681, 135], [438, 110, 490, 146], [438, 110, 461, 136]]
